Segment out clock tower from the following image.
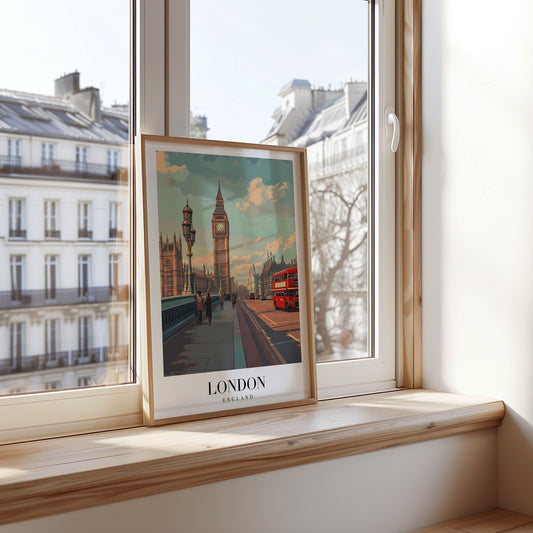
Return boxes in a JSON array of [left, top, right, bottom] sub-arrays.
[[212, 179, 231, 293]]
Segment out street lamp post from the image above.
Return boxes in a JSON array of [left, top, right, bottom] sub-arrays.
[[181, 200, 196, 295]]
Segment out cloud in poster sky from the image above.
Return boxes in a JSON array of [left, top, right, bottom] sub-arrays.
[[232, 253, 253, 263], [191, 252, 214, 268], [233, 263, 252, 272], [240, 235, 263, 248], [235, 177, 291, 217], [265, 232, 296, 256], [156, 151, 185, 175], [282, 232, 297, 252]]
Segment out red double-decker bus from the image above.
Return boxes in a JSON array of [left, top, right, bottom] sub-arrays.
[[272, 267, 298, 311]]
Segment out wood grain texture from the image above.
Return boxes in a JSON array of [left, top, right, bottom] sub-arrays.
[[0, 390, 504, 525], [410, 509, 533, 533], [398, 0, 422, 388]]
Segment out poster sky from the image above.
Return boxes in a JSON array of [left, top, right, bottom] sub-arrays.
[[157, 150, 297, 286]]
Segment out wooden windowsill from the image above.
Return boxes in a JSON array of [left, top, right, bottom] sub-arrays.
[[0, 389, 504, 525]]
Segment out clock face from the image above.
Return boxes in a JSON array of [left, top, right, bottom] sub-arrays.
[[216, 222, 224, 232]]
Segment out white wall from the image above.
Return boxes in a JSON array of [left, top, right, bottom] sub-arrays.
[[422, 0, 533, 515], [1, 430, 496, 533]]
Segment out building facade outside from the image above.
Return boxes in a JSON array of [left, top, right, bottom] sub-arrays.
[[0, 72, 208, 395], [262, 79, 368, 359]]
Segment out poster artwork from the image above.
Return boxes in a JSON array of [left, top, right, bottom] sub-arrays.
[[157, 150, 302, 377]]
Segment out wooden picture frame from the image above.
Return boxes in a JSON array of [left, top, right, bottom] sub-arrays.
[[137, 134, 317, 425]]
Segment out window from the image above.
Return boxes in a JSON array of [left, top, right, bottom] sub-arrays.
[[78, 316, 92, 359], [44, 200, 60, 238], [1, 0, 409, 443], [107, 149, 118, 172], [7, 139, 21, 167], [10, 255, 25, 302], [8, 198, 26, 239], [78, 202, 92, 239], [109, 313, 120, 359], [41, 143, 54, 168], [190, 0, 397, 397], [78, 376, 93, 387], [9, 322, 25, 370], [76, 146, 88, 173], [78, 254, 91, 298], [109, 253, 119, 293], [0, 0, 134, 442], [109, 202, 122, 239], [44, 318, 59, 362], [44, 255, 57, 300]]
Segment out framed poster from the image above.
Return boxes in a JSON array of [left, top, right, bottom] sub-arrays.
[[137, 134, 316, 425]]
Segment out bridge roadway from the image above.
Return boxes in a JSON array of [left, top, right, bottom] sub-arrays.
[[163, 299, 301, 376]]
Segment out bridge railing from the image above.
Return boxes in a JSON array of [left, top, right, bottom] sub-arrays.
[[161, 294, 219, 341]]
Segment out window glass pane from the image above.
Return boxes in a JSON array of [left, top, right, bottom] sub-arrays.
[[191, 0, 369, 363], [0, 0, 131, 395]]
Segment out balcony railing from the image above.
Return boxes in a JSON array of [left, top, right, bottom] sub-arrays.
[[109, 228, 123, 239], [0, 155, 128, 183], [0, 285, 129, 309], [0, 345, 129, 376], [9, 228, 27, 239], [45, 229, 61, 239], [2, 155, 21, 169], [78, 228, 93, 239]]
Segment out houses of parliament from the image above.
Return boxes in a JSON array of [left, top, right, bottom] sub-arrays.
[[159, 181, 232, 297]]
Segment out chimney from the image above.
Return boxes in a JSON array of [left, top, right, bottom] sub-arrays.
[[344, 82, 367, 119], [55, 71, 80, 97], [70, 87, 102, 122]]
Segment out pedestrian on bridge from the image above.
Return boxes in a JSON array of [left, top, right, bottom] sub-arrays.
[[205, 290, 212, 326], [219, 291, 224, 310], [195, 291, 204, 324]]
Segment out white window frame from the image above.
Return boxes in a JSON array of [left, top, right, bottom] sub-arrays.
[[1, 0, 397, 444], [317, 0, 396, 399], [173, 0, 396, 399], [1, 1, 141, 445]]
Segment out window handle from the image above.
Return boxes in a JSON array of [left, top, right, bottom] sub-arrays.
[[385, 106, 400, 153]]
